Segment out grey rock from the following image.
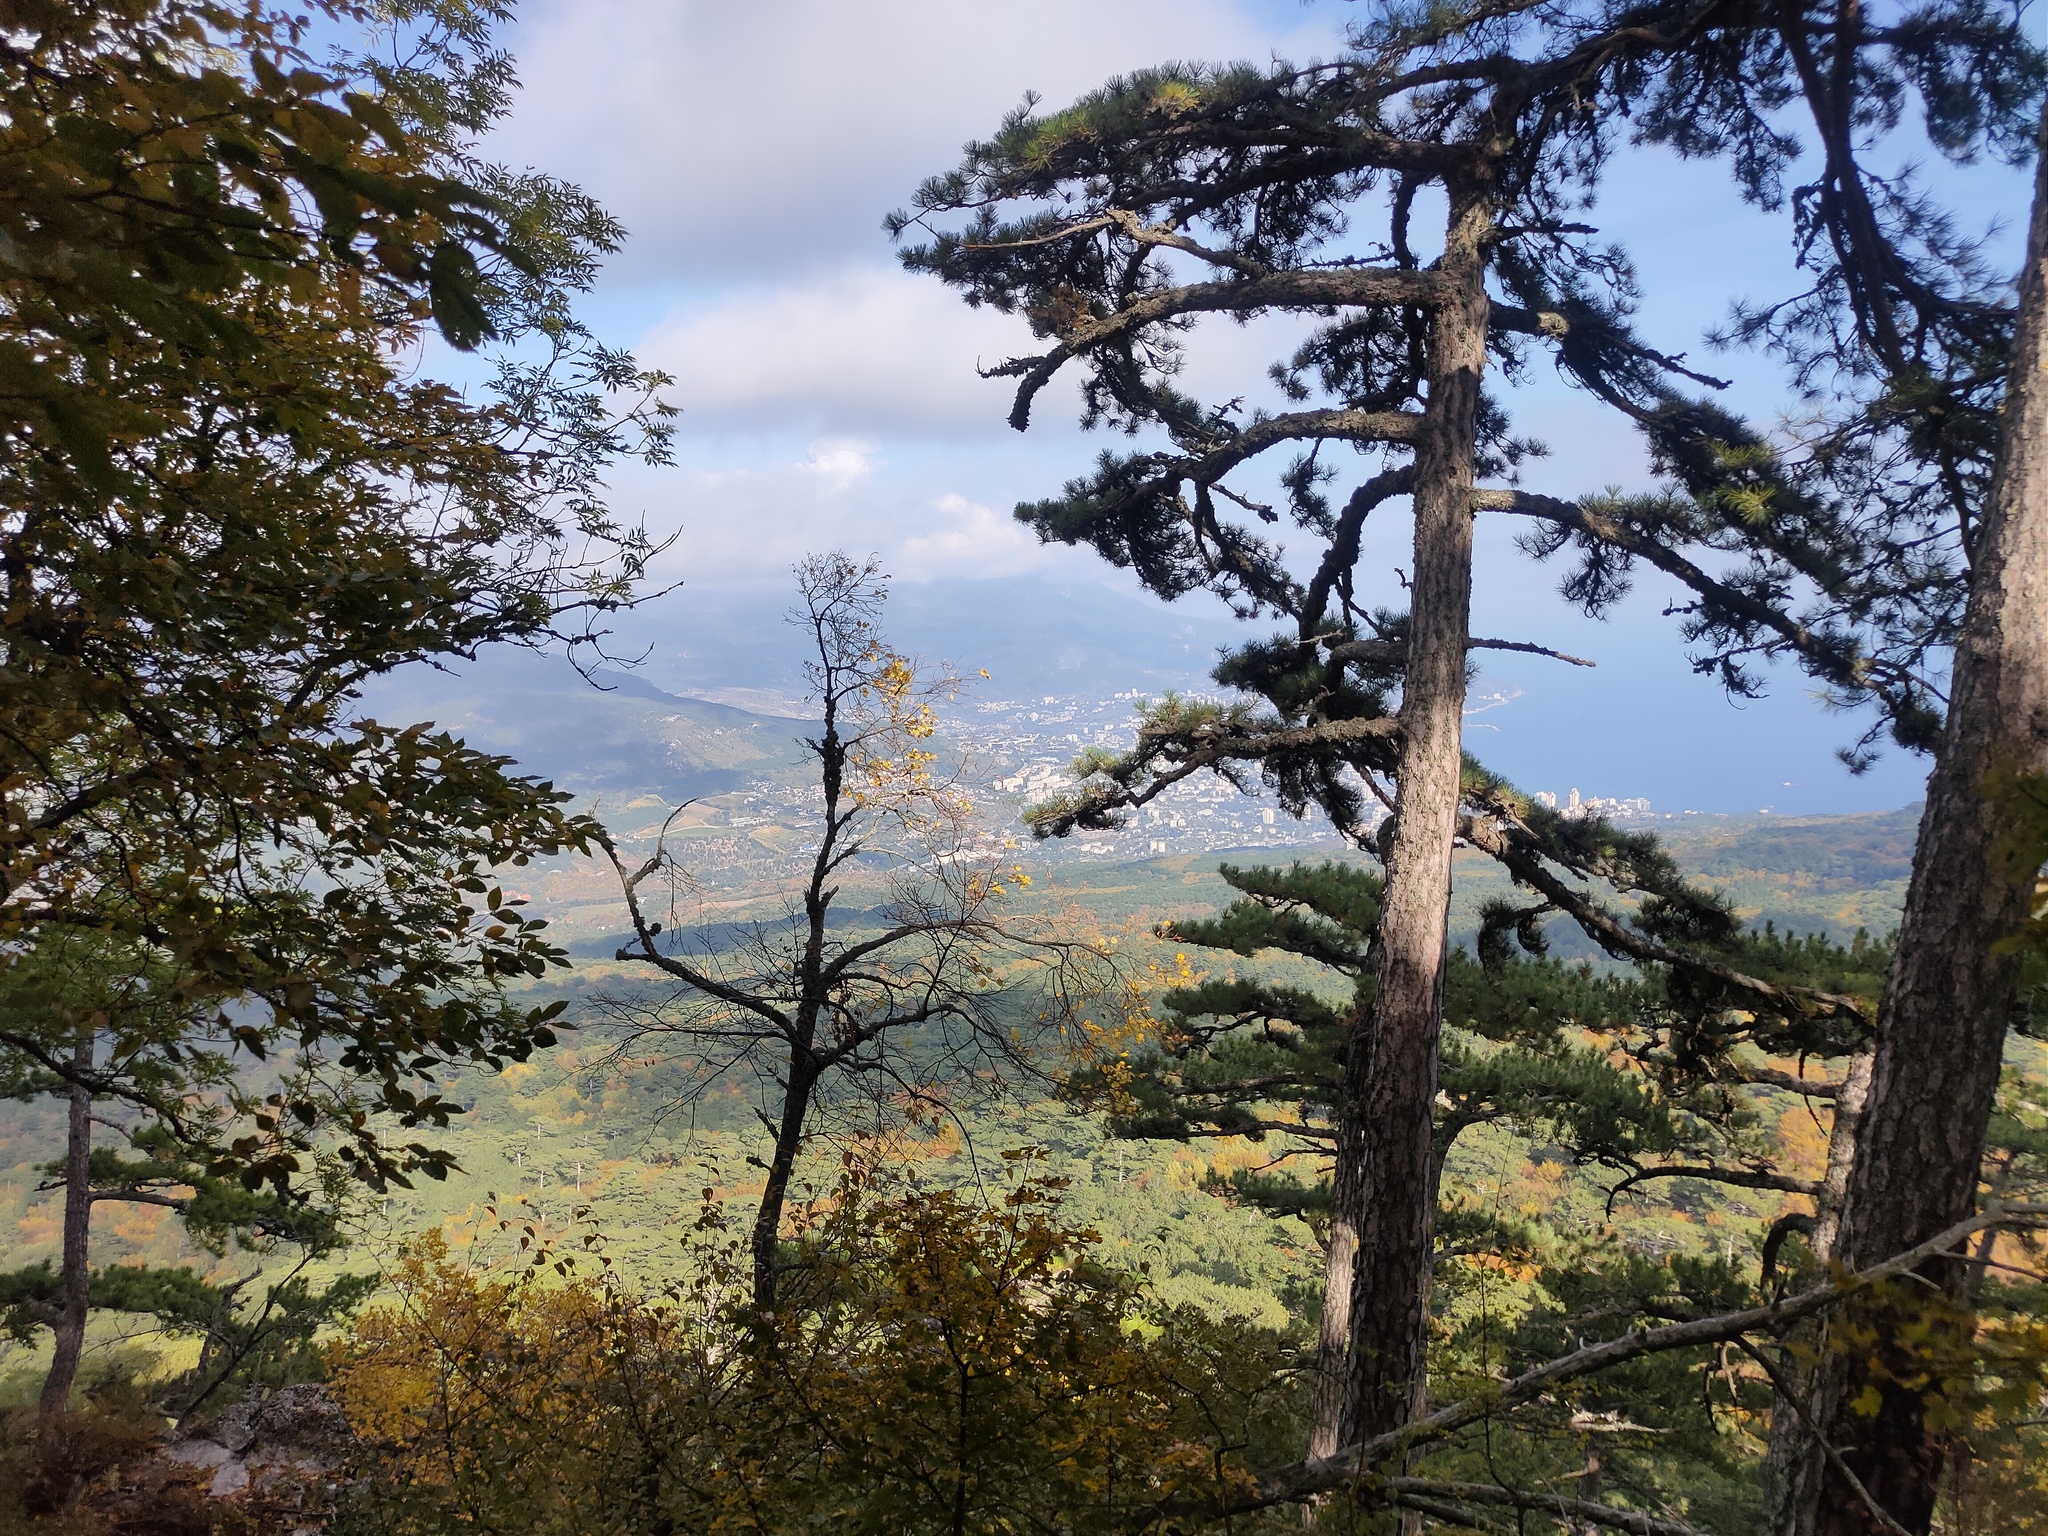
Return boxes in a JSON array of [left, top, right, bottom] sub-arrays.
[[208, 1460, 250, 1497], [163, 1440, 233, 1471]]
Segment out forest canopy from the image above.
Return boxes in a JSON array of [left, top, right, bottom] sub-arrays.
[[1, 4, 2046, 1536]]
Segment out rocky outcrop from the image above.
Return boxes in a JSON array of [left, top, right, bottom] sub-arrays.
[[162, 1386, 351, 1527]]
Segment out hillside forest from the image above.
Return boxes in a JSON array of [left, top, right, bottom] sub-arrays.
[[2, 4, 2047, 1536]]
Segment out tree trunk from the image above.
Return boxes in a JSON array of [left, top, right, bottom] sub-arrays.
[[1568, 1444, 1605, 1536], [1341, 184, 1491, 1447], [1812, 1048, 1874, 1266], [1763, 1046, 1871, 1533], [39, 1028, 93, 1417], [1803, 111, 2048, 1536], [751, 1059, 816, 1316], [1307, 1132, 1359, 1466], [1304, 1008, 1367, 1527]]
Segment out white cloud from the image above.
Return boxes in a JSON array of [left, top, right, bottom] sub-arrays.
[[630, 260, 1354, 446], [894, 492, 1057, 581], [605, 449, 1089, 592], [798, 437, 879, 490], [636, 265, 1042, 437], [493, 1, 1346, 285]]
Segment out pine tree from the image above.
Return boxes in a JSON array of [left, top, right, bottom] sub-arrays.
[[1807, 115, 2048, 1536], [890, 29, 1745, 1454], [898, 6, 2046, 1503], [0, 928, 371, 1414], [1480, 13, 2048, 1526], [1074, 840, 1887, 1472]]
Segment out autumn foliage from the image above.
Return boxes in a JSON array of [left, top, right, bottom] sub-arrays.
[[331, 1159, 1297, 1535]]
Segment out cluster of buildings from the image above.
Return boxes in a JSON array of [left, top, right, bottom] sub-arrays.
[[1530, 788, 1656, 821]]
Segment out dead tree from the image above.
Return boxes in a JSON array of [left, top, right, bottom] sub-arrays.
[[595, 554, 1106, 1313]]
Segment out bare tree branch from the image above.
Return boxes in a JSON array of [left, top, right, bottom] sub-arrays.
[[1387, 1478, 1703, 1536], [1602, 1163, 1824, 1207]]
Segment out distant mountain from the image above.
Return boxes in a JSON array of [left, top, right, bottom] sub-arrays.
[[1662, 804, 1919, 887], [604, 575, 1246, 702], [1654, 803, 1920, 938], [348, 575, 1253, 812], [356, 647, 812, 802]]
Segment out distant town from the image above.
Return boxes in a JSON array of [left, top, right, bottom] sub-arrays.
[[509, 687, 1712, 941]]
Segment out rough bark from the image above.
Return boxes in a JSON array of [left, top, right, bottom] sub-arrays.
[[39, 1028, 93, 1417], [1804, 114, 2048, 1536], [1303, 1112, 1359, 1528], [1340, 183, 1492, 1446], [1763, 1047, 1872, 1533], [1307, 1121, 1360, 1466]]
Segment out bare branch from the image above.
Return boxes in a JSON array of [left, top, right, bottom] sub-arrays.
[[1147, 410, 1427, 514], [595, 826, 796, 1033], [1387, 1479, 1702, 1536], [87, 1187, 192, 1212], [1603, 1164, 1824, 1207], [1722, 1063, 1844, 1100], [1328, 635, 1596, 668], [1395, 1493, 1514, 1532]]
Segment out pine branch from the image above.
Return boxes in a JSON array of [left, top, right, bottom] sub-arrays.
[[1329, 634, 1596, 667], [1027, 713, 1400, 838], [989, 267, 1448, 429], [1475, 488, 1908, 702], [1214, 1201, 2048, 1514], [1457, 815, 1874, 1027], [966, 207, 1273, 278], [1489, 305, 1733, 390]]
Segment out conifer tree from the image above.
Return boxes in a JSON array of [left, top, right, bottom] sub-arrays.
[[1089, 859, 1881, 1223], [894, 8, 1882, 1458], [1075, 855, 1660, 1455], [1807, 116, 2048, 1536], [1465, 13, 2047, 1526], [901, 10, 2048, 1510]]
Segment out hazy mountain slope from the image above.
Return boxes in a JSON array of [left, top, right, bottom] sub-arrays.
[[0, 639, 1928, 1401], [610, 576, 1243, 705], [1655, 805, 1918, 936], [357, 648, 814, 801]]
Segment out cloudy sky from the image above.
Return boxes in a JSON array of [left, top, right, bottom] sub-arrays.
[[474, 0, 2034, 815]]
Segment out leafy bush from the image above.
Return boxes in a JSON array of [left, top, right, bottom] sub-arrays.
[[332, 1158, 1300, 1535]]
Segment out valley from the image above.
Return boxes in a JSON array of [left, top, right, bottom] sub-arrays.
[[0, 662, 1928, 1399]]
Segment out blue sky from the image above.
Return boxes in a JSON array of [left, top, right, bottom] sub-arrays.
[[471, 0, 2040, 816]]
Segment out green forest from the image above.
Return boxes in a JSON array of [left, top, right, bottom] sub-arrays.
[[2, 4, 2047, 1535]]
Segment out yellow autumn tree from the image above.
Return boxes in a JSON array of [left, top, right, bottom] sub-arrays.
[[333, 1159, 1298, 1536]]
